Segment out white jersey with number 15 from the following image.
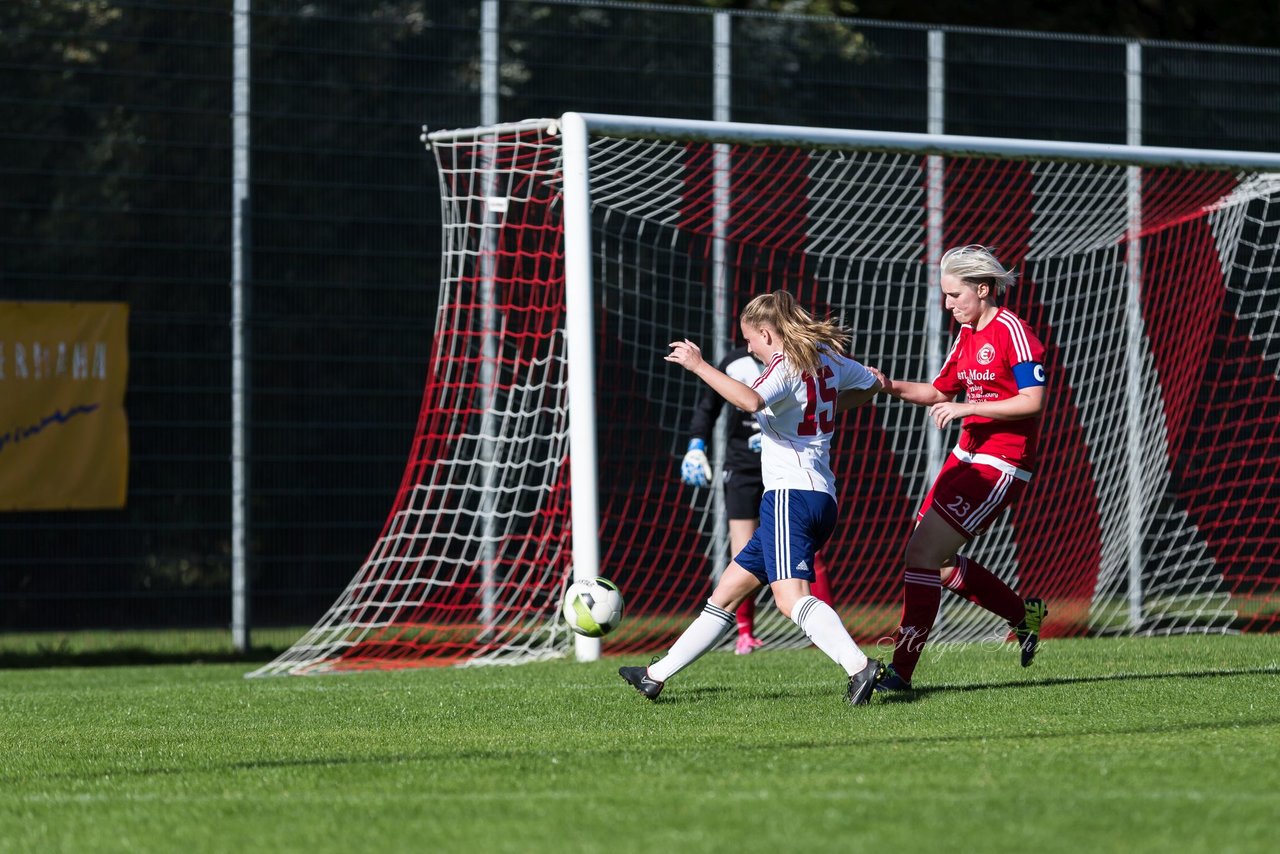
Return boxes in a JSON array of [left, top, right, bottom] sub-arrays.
[[750, 349, 877, 498]]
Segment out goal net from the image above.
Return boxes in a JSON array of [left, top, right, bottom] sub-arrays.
[[251, 114, 1280, 676]]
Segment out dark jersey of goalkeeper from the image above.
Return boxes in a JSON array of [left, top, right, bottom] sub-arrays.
[[686, 345, 764, 475]]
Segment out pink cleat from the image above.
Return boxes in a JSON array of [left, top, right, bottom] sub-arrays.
[[734, 634, 764, 655]]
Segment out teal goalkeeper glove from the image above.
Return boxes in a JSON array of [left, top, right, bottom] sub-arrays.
[[680, 438, 712, 487]]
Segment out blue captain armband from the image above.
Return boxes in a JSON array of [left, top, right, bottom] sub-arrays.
[[1013, 361, 1046, 388]]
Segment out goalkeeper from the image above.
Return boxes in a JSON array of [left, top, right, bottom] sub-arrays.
[[680, 344, 835, 656]]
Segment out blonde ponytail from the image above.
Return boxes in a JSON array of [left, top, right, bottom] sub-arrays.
[[740, 290, 851, 378]]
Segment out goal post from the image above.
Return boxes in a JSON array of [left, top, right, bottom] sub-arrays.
[[560, 111, 603, 663], [249, 114, 1280, 677]]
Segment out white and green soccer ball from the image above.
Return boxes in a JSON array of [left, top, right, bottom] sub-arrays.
[[561, 577, 624, 638]]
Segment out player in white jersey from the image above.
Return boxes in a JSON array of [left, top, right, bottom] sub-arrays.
[[679, 345, 836, 654], [621, 290, 887, 705]]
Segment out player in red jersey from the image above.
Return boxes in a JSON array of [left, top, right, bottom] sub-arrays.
[[867, 245, 1048, 692]]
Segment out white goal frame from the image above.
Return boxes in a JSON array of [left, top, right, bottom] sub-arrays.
[[251, 113, 1280, 676], [531, 112, 1280, 661]]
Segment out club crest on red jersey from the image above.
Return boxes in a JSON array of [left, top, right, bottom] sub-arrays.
[[977, 343, 996, 365]]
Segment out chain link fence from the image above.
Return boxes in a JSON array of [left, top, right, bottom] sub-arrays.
[[3, 0, 1278, 636]]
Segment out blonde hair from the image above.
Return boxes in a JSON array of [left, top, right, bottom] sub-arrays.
[[940, 244, 1017, 299], [739, 290, 851, 378]]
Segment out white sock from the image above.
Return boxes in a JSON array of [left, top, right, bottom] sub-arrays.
[[791, 595, 868, 676], [648, 600, 735, 682]]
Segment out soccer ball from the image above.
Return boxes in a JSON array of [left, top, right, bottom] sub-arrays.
[[562, 577, 624, 638]]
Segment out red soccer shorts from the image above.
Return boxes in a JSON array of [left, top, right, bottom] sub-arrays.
[[917, 450, 1030, 539]]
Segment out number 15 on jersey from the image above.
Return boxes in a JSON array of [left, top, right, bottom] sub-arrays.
[[799, 366, 836, 436]]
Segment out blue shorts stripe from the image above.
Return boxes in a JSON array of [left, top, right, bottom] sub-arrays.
[[735, 489, 837, 585], [775, 489, 789, 580]]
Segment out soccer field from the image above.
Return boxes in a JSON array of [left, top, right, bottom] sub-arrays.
[[2, 634, 1276, 853]]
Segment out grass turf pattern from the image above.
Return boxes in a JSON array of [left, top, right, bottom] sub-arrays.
[[1, 635, 1276, 853]]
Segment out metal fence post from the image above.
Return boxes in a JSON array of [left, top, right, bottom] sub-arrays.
[[230, 0, 252, 652], [1125, 40, 1146, 630]]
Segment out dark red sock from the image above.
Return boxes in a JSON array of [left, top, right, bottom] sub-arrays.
[[810, 552, 833, 606], [944, 554, 1024, 624], [735, 596, 755, 635], [891, 567, 942, 683]]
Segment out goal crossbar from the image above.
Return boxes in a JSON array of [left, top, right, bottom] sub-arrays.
[[429, 112, 1280, 172]]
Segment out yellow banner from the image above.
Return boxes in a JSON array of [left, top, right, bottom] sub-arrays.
[[0, 302, 129, 510]]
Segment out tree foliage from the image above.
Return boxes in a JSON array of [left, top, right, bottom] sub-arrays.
[[648, 0, 1280, 48]]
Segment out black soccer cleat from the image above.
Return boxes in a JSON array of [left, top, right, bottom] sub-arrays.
[[619, 665, 664, 700], [846, 658, 884, 706], [1013, 598, 1048, 668]]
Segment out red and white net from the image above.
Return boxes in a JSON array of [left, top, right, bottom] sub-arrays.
[[252, 120, 1280, 675]]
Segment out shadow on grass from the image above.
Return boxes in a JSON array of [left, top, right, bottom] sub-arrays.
[[913, 664, 1280, 696], [658, 665, 1280, 706], [0, 645, 293, 669]]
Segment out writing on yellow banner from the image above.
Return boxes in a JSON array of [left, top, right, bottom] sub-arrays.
[[0, 302, 129, 510]]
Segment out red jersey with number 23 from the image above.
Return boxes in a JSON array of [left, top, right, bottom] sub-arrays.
[[933, 307, 1046, 471]]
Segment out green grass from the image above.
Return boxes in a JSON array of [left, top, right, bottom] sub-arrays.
[[1, 635, 1277, 853]]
